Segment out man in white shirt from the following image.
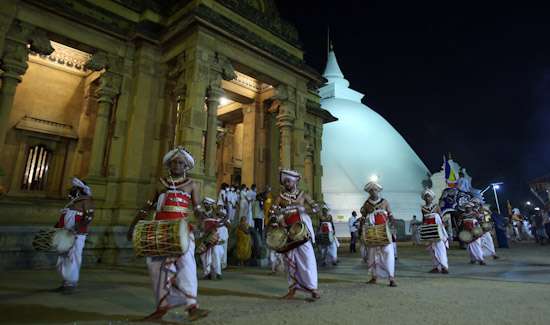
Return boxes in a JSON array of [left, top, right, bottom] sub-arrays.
[[348, 211, 358, 253]]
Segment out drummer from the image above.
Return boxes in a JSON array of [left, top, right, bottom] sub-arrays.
[[271, 169, 321, 300], [127, 147, 208, 322], [462, 202, 486, 265], [199, 197, 227, 280], [477, 203, 499, 260], [53, 177, 94, 294], [421, 189, 449, 274], [360, 181, 397, 287], [318, 204, 339, 267]]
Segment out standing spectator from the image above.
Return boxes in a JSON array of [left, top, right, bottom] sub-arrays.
[[348, 211, 358, 253], [239, 185, 253, 227], [235, 217, 252, 266], [217, 183, 229, 214], [249, 184, 263, 234], [409, 215, 421, 246], [534, 210, 547, 245]]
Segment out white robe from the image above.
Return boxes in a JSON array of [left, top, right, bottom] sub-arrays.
[[239, 191, 253, 227], [147, 237, 198, 309], [284, 207, 318, 292], [218, 225, 229, 269], [227, 191, 237, 223], [57, 209, 85, 286], [426, 214, 449, 270], [481, 232, 496, 257], [366, 214, 395, 278]]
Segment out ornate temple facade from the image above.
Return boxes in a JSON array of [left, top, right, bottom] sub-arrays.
[[0, 0, 335, 268]]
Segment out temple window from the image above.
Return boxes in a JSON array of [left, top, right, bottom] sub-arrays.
[[21, 144, 52, 191]]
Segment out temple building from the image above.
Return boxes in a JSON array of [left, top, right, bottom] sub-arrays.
[[0, 0, 335, 268], [320, 46, 430, 235]]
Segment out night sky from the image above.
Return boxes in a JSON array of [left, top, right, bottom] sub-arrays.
[[277, 0, 549, 206]]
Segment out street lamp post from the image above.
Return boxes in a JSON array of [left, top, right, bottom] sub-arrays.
[[493, 184, 501, 214]]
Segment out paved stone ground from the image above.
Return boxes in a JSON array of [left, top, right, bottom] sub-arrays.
[[1, 243, 550, 325]]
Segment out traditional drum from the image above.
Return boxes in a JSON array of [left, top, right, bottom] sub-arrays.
[[266, 227, 288, 251], [471, 226, 483, 238], [288, 222, 309, 242], [481, 222, 493, 232], [458, 230, 474, 243], [195, 230, 220, 255], [282, 207, 301, 226], [362, 223, 392, 246], [462, 218, 476, 231], [316, 221, 334, 245], [132, 219, 190, 257], [32, 228, 75, 254], [419, 224, 444, 241]]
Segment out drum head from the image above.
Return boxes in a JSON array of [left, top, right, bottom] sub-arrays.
[[289, 222, 307, 241], [267, 228, 288, 250], [53, 229, 76, 254], [472, 227, 483, 238], [459, 230, 473, 243]]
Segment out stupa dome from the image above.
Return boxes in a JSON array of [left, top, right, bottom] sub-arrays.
[[320, 47, 430, 229]]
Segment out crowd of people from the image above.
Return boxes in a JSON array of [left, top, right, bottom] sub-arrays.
[[44, 146, 549, 323]]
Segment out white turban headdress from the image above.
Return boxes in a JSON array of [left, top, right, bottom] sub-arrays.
[[364, 181, 383, 193], [72, 177, 92, 196], [162, 147, 195, 170], [280, 169, 301, 185], [512, 208, 520, 215], [422, 188, 435, 199]]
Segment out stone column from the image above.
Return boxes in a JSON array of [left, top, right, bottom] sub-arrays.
[[205, 86, 223, 178], [304, 143, 314, 194], [274, 85, 296, 169], [88, 72, 120, 177], [0, 39, 27, 150]]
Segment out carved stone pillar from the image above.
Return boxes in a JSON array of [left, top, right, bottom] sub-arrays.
[[205, 85, 223, 178], [0, 22, 53, 152], [84, 52, 122, 178], [0, 39, 27, 149], [88, 72, 120, 177], [274, 85, 295, 169], [304, 143, 314, 194]]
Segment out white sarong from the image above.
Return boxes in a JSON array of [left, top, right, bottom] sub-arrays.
[[481, 232, 496, 257], [427, 214, 449, 270], [284, 241, 318, 292], [147, 238, 198, 309], [367, 244, 395, 278], [467, 237, 484, 262], [320, 240, 338, 265], [284, 209, 317, 292], [57, 209, 85, 286]]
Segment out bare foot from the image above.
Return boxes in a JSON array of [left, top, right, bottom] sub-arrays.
[[389, 280, 397, 287], [367, 278, 377, 284], [280, 289, 296, 300], [141, 307, 169, 322], [188, 307, 209, 321], [441, 268, 449, 274], [429, 268, 440, 273]]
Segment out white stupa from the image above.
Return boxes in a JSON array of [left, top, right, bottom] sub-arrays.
[[320, 45, 430, 236]]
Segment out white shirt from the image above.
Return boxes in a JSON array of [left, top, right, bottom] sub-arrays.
[[348, 215, 358, 233]]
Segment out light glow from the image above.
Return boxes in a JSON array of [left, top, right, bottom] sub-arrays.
[[370, 174, 379, 182], [219, 97, 232, 106]]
